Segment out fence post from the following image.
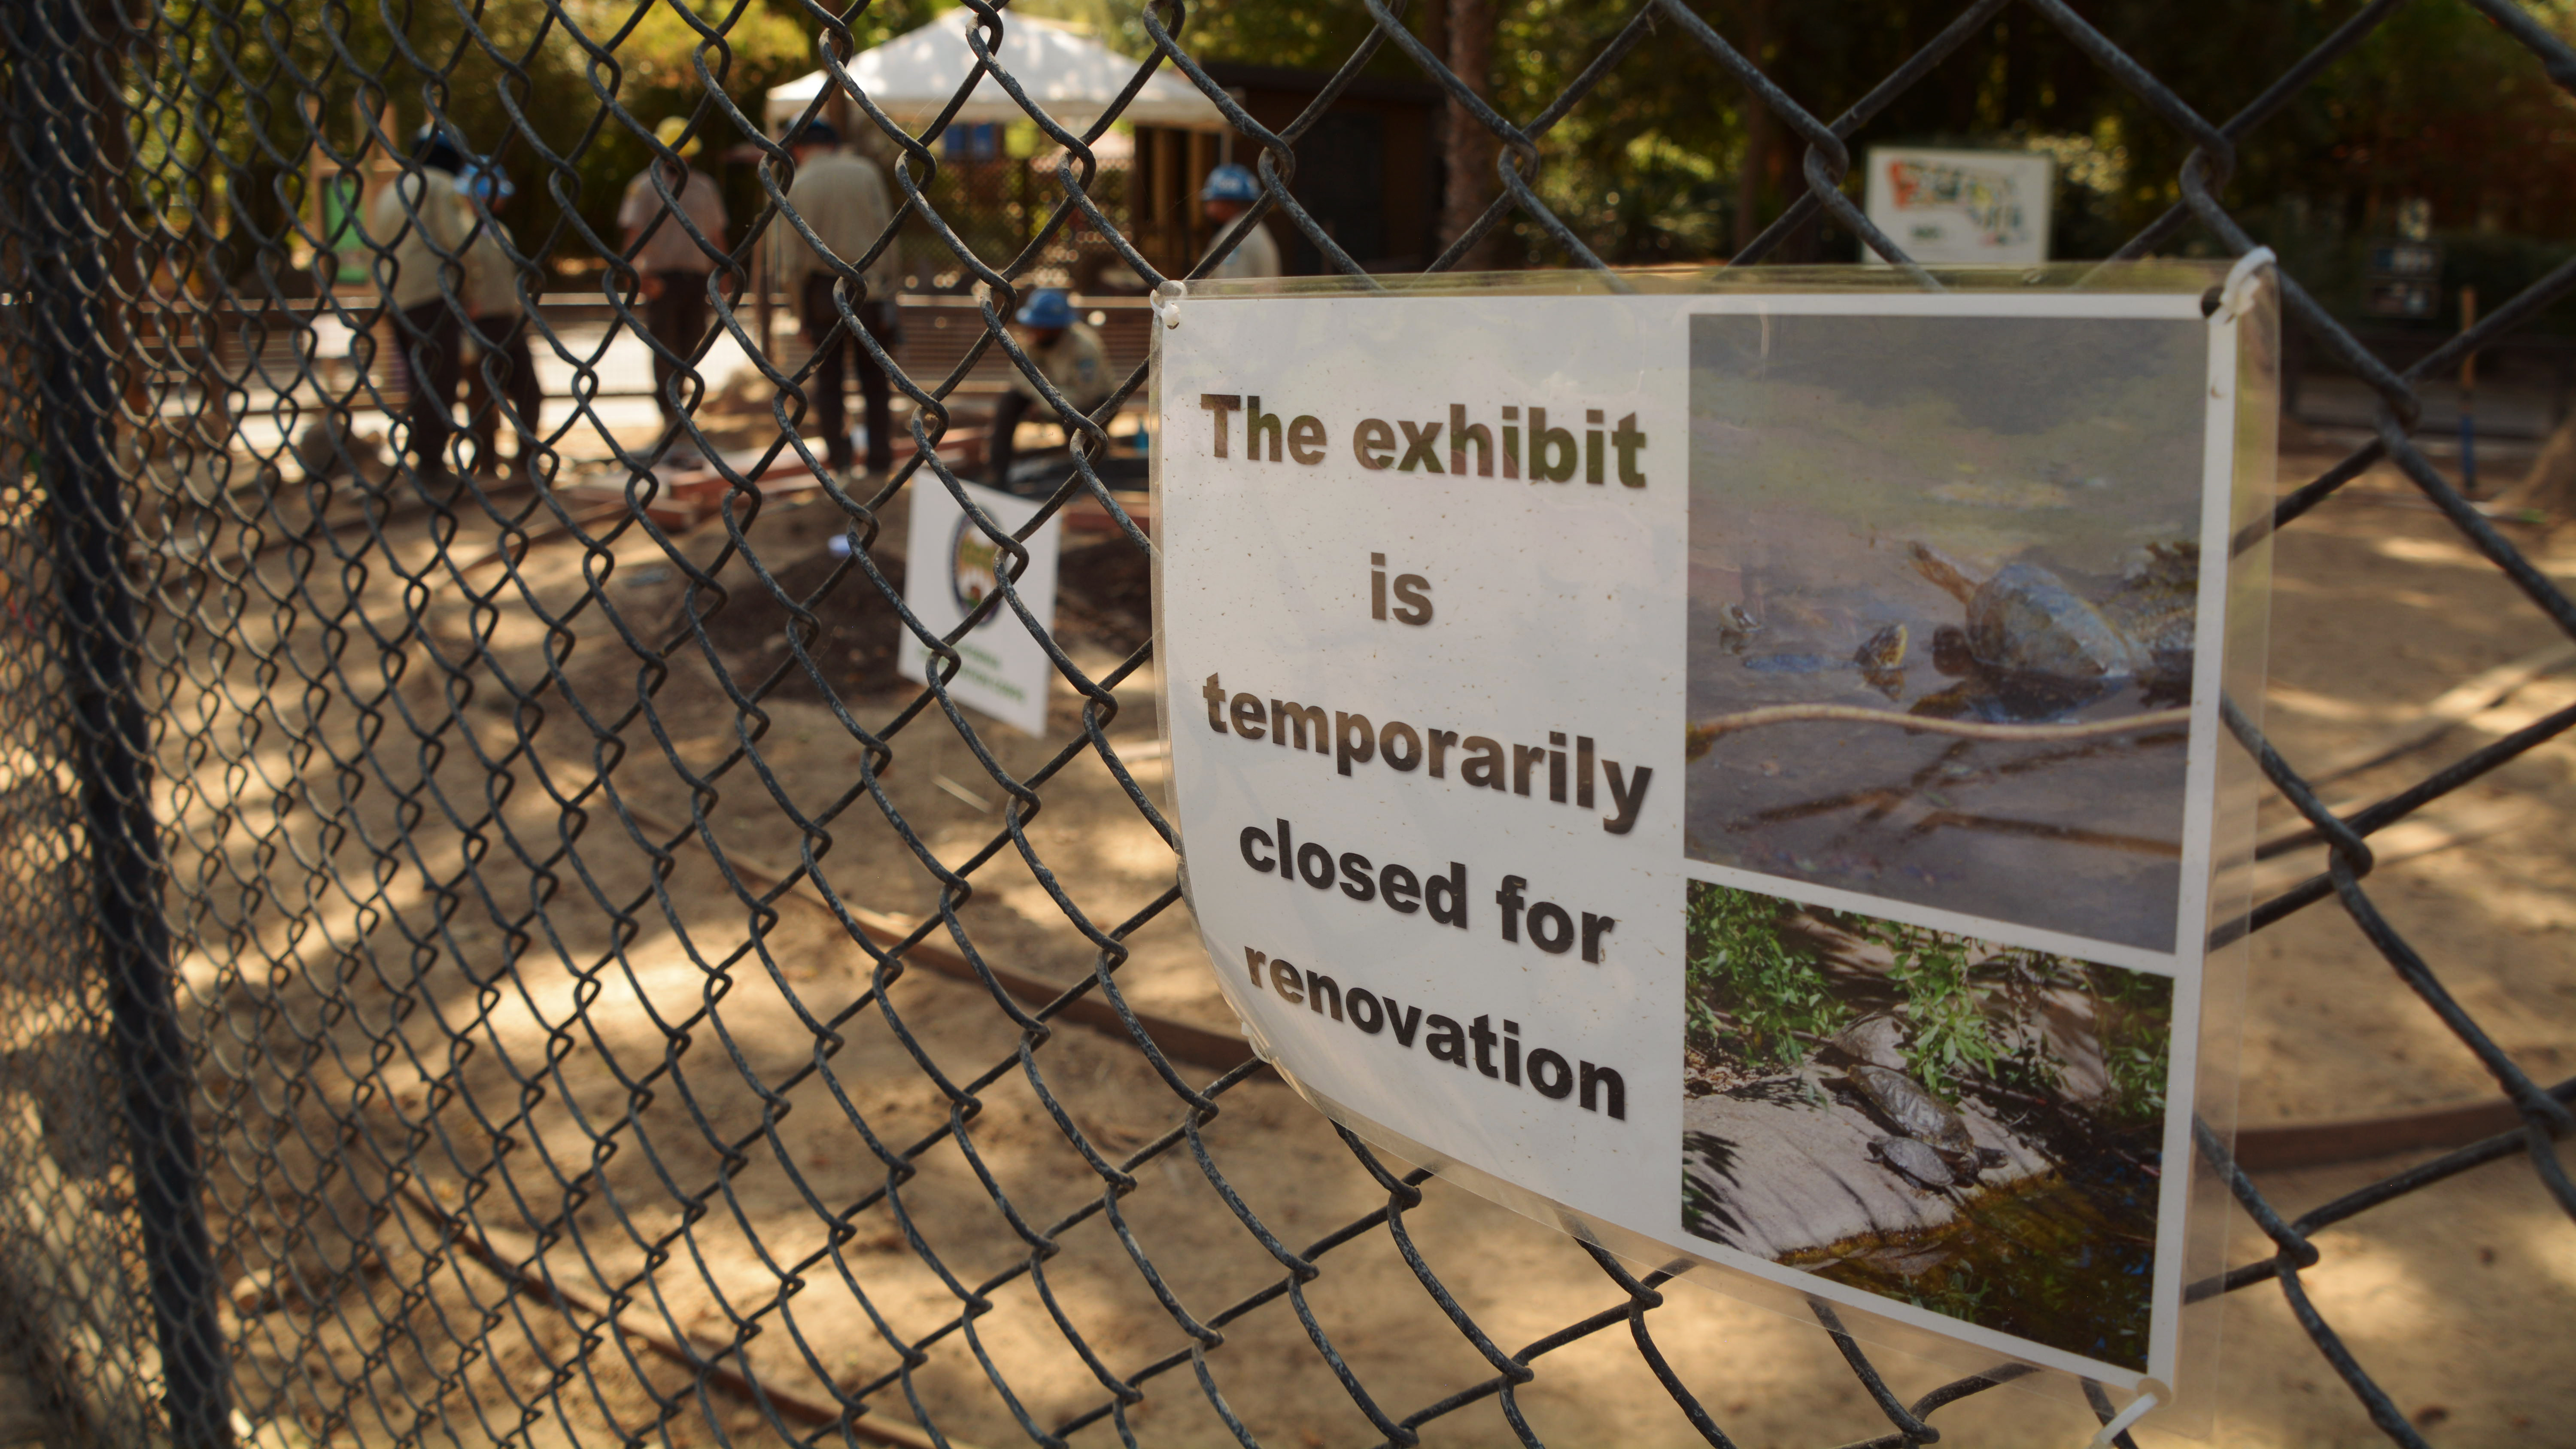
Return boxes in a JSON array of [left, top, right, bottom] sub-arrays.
[[18, 0, 233, 1444]]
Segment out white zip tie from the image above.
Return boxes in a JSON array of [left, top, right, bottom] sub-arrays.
[[1152, 279, 1186, 329], [2211, 246, 2275, 325], [2086, 1388, 2160, 1448]]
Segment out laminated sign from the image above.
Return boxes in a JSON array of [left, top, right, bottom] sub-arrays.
[[1153, 267, 2275, 1413], [899, 477, 1063, 737]]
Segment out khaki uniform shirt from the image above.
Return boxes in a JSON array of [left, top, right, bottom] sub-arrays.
[[462, 215, 523, 321], [1199, 216, 1282, 280], [774, 149, 902, 304], [1009, 322, 1113, 412], [364, 169, 472, 311], [618, 165, 728, 276]]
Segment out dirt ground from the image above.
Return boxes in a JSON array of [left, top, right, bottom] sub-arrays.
[[2238, 450, 2576, 1129], [151, 433, 2574, 1449]]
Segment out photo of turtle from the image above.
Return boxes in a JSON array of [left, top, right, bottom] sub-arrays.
[[1683, 310, 2214, 951], [1678, 880, 2175, 1372]]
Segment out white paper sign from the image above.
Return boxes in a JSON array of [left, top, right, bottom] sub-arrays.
[[898, 478, 1062, 737], [1156, 281, 2268, 1399], [1863, 148, 2054, 266]]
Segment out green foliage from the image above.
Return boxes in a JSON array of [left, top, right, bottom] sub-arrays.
[[128, 0, 862, 286], [1974, 947, 2078, 1103], [1683, 882, 1838, 1070], [2086, 963, 2173, 1132], [1684, 884, 2179, 1141], [1160, 0, 1434, 79], [1495, 3, 1749, 265], [1851, 915, 1996, 1097], [572, 0, 815, 100], [1895, 1264, 1993, 1322], [123, 0, 2576, 314], [1513, 0, 2576, 272]]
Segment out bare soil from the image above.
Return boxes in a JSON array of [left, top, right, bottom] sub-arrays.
[[153, 439, 2574, 1448], [2239, 451, 2576, 1126]]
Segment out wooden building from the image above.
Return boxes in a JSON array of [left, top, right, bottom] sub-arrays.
[[1130, 64, 1443, 278]]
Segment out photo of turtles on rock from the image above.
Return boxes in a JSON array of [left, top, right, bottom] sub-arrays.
[[1683, 306, 2218, 954], [1678, 881, 2175, 1370]]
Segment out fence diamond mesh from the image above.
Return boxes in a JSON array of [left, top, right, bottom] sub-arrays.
[[0, 0, 2570, 1444]]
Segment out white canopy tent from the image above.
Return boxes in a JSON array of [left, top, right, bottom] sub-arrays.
[[763, 11, 1228, 139]]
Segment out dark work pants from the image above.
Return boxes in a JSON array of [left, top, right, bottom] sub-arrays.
[[469, 313, 543, 466], [644, 272, 709, 431], [987, 391, 1043, 492], [397, 299, 462, 477], [798, 275, 894, 473]]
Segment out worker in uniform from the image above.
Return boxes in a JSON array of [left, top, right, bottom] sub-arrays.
[[987, 289, 1111, 492], [459, 158, 542, 477], [365, 124, 475, 479], [618, 115, 730, 465], [1195, 163, 1281, 280], [775, 120, 902, 480]]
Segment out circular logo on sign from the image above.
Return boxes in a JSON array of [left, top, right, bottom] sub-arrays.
[[949, 515, 1004, 628]]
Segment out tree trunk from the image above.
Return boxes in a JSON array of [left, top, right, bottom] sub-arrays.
[[1438, 0, 1501, 271], [1734, 105, 1773, 257], [1731, 0, 1772, 258], [2001, 7, 2034, 129]]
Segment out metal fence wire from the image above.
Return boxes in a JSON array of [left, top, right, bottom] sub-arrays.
[[0, 0, 2572, 1443]]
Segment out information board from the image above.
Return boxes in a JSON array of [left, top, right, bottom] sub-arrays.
[[1863, 148, 2055, 267], [1154, 270, 2275, 1412], [2363, 238, 2444, 320]]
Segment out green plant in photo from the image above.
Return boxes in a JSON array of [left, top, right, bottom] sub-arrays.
[[2087, 964, 2175, 1131], [1974, 947, 2080, 1103], [1899, 1265, 1995, 1322], [1854, 916, 1999, 1097], [1684, 883, 1840, 1070]]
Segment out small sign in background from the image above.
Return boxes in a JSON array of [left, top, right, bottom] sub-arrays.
[[898, 479, 1063, 737], [2363, 238, 2443, 320], [1861, 147, 2054, 267]]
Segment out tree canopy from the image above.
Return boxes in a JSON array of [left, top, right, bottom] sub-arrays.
[[123, 0, 2576, 327]]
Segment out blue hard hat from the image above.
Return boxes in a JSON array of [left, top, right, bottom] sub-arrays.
[[1200, 163, 1260, 203], [411, 122, 465, 175], [459, 160, 515, 204], [1014, 289, 1075, 329]]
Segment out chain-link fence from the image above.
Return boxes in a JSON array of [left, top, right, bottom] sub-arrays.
[[0, 0, 2570, 1444]]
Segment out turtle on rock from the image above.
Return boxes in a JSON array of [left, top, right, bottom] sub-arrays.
[[1868, 1133, 1959, 1192], [1826, 1012, 1908, 1070], [1810, 1013, 2010, 1194], [1714, 603, 1764, 654], [1846, 1062, 2009, 1192], [1906, 541, 2198, 722]]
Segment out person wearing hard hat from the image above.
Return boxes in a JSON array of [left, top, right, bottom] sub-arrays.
[[987, 289, 1112, 491], [365, 124, 476, 479], [1195, 163, 1281, 281], [774, 120, 902, 480], [618, 116, 730, 462], [459, 159, 542, 477]]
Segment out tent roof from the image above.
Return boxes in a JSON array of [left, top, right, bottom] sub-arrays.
[[765, 11, 1227, 135]]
